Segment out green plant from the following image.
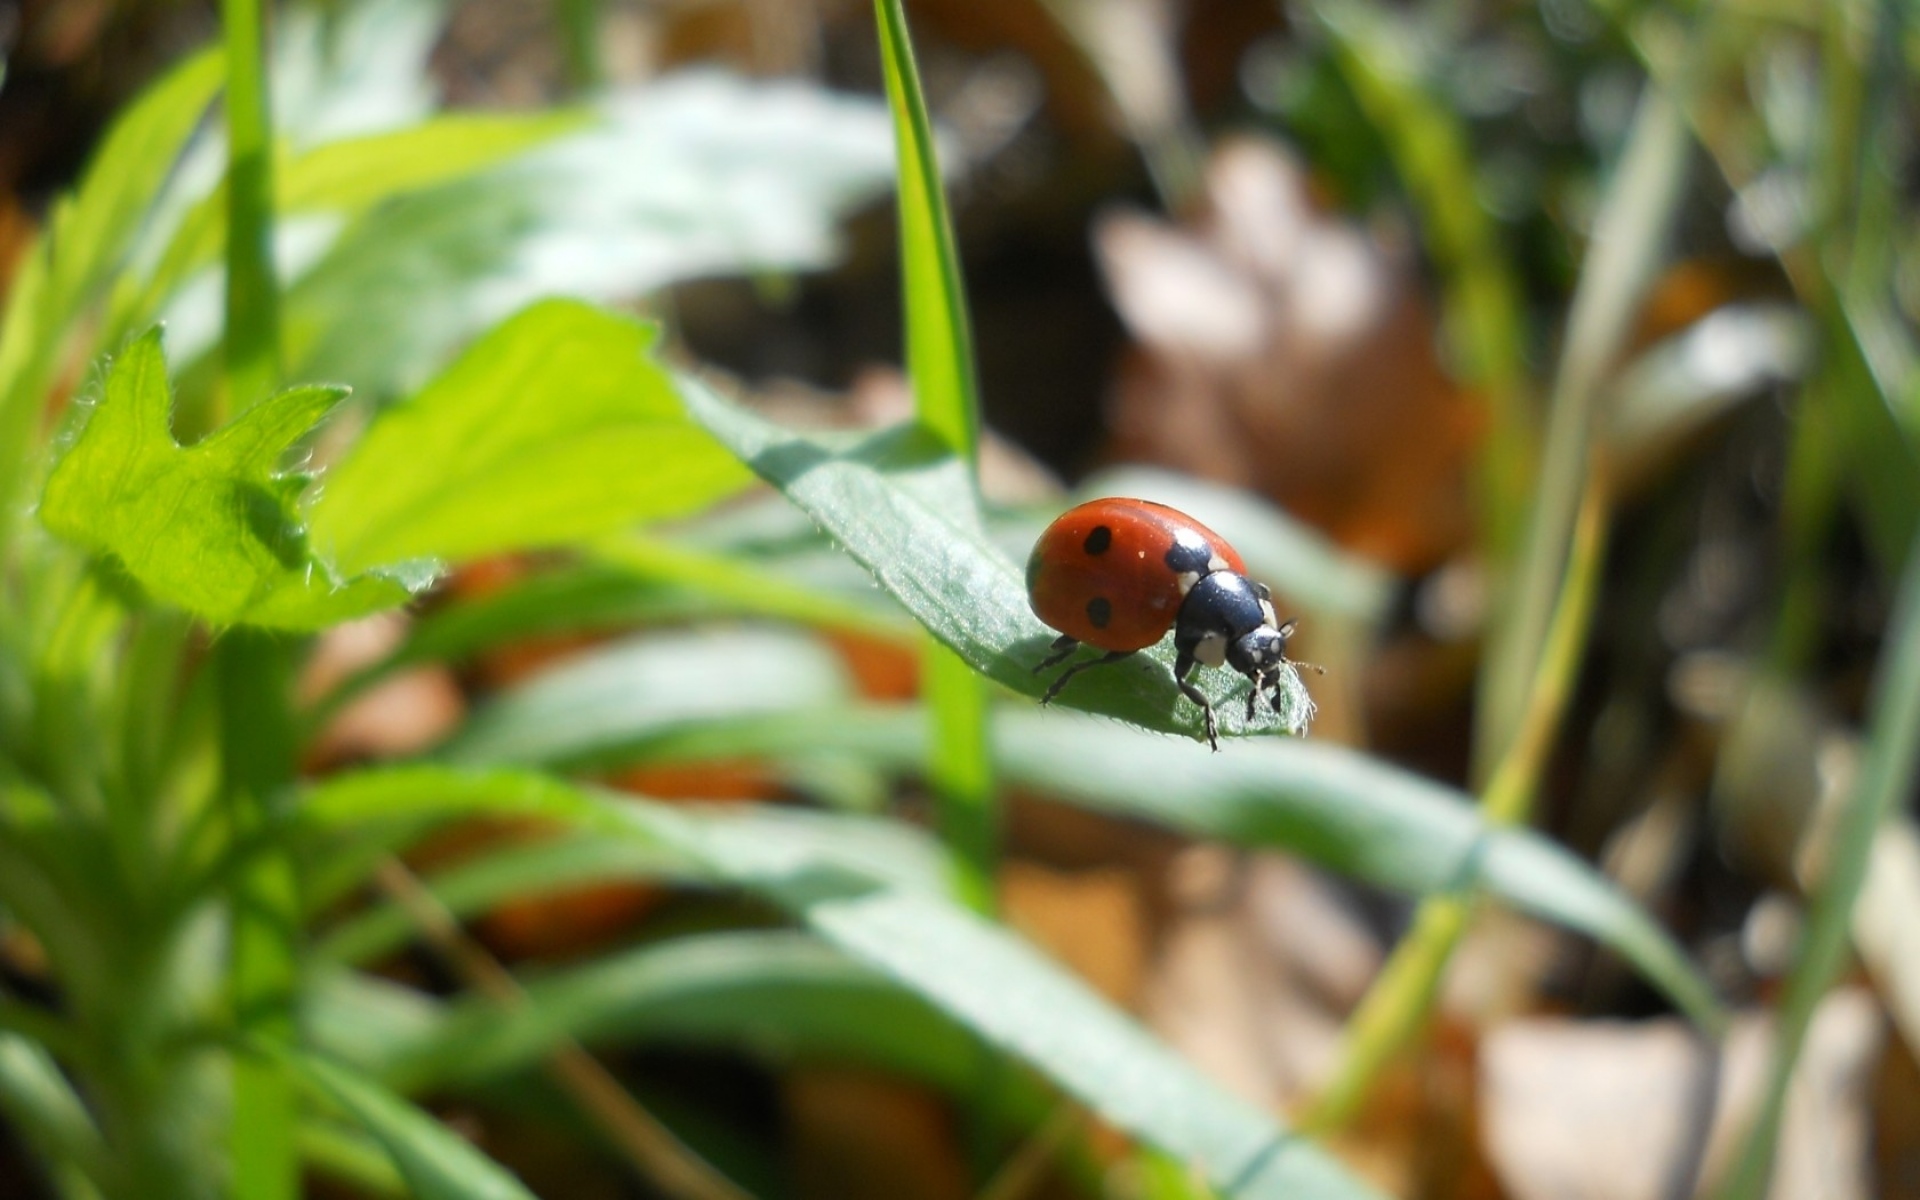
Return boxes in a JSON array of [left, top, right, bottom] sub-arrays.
[[7, 0, 1854, 1197]]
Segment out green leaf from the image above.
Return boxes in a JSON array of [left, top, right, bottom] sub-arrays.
[[355, 932, 991, 1099], [145, 111, 589, 309], [875, 0, 979, 465], [315, 831, 697, 966], [50, 48, 225, 317], [38, 328, 420, 628], [309, 300, 754, 575], [273, 1046, 537, 1200], [678, 375, 1316, 744], [300, 767, 1384, 1200], [441, 629, 853, 768], [425, 697, 1722, 1029], [280, 71, 895, 398], [0, 48, 223, 524]]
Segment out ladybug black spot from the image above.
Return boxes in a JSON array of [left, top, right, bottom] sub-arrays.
[[1083, 525, 1113, 555], [1085, 596, 1112, 629], [1163, 528, 1213, 576]]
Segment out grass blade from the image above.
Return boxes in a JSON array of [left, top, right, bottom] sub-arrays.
[[301, 767, 1388, 1199], [1716, 546, 1920, 1190], [872, 0, 997, 908]]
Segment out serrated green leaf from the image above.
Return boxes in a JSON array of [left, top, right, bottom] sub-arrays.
[[273, 1046, 536, 1200], [38, 328, 420, 628], [0, 49, 224, 523], [299, 766, 1384, 1200], [309, 300, 753, 574], [678, 375, 1315, 745]]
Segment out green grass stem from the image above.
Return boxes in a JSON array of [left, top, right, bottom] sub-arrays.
[[220, 0, 281, 419], [1305, 469, 1617, 1131], [217, 1, 297, 1194], [1717, 529, 1920, 1196], [873, 0, 997, 910]]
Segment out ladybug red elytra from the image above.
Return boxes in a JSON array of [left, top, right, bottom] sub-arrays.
[[1025, 498, 1300, 750]]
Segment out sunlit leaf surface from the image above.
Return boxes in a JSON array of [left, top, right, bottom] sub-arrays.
[[39, 329, 421, 628]]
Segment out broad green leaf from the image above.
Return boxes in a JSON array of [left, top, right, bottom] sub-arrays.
[[280, 70, 895, 397], [428, 696, 1722, 1029], [377, 537, 901, 674], [274, 1047, 537, 1200], [300, 767, 1384, 1200], [38, 329, 421, 628], [145, 111, 589, 310], [284, 113, 591, 213], [678, 375, 1316, 744], [309, 300, 753, 574]]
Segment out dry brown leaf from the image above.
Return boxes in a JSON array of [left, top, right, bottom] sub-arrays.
[[1096, 136, 1482, 574]]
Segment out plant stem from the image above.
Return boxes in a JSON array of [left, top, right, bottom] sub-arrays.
[[220, 0, 281, 419], [218, 0, 296, 1193], [874, 0, 998, 911], [217, 631, 300, 1200], [1305, 467, 1612, 1131]]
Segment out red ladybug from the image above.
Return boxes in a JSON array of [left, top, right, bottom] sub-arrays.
[[1026, 498, 1299, 749]]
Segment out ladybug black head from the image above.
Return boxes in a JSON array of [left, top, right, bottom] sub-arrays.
[[1227, 619, 1291, 678]]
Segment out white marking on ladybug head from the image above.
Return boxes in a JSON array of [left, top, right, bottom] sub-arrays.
[[1260, 598, 1278, 627], [1208, 552, 1228, 573], [1176, 570, 1201, 595], [1195, 630, 1228, 667]]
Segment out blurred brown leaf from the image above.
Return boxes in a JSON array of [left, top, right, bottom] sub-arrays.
[[1096, 136, 1482, 575], [1480, 989, 1883, 1200]]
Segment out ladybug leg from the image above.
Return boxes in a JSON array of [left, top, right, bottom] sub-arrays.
[[1172, 647, 1220, 751], [1033, 634, 1081, 673], [1039, 648, 1133, 705]]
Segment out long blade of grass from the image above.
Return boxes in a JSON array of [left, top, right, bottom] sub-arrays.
[[1306, 73, 1697, 1132], [873, 0, 996, 909], [273, 1045, 538, 1200], [1476, 84, 1691, 774], [1719, 528, 1920, 1196], [300, 768, 1388, 1200], [431, 677, 1720, 1027]]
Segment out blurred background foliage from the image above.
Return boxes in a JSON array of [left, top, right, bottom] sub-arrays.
[[0, 0, 1917, 1198]]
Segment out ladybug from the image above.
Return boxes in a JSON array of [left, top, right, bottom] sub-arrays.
[[1026, 498, 1300, 750]]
